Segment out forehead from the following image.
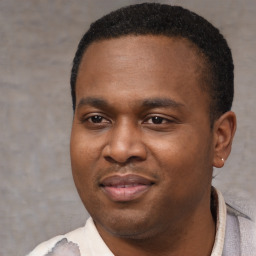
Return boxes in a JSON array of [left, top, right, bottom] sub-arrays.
[[80, 35, 205, 75], [76, 35, 209, 111]]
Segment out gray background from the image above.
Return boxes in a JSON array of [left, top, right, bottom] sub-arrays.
[[0, 0, 255, 255]]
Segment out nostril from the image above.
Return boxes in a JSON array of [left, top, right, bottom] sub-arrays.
[[127, 155, 145, 162], [104, 155, 145, 165], [104, 156, 117, 163]]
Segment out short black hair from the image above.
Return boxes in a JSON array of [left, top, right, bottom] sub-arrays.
[[70, 3, 234, 123]]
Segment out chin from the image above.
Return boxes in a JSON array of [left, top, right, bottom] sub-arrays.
[[103, 224, 156, 240], [94, 210, 162, 240]]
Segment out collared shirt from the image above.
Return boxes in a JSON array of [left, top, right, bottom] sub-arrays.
[[28, 188, 227, 256], [211, 188, 227, 256]]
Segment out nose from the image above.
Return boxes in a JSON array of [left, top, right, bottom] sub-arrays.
[[102, 120, 147, 164]]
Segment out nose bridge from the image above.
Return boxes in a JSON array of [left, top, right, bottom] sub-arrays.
[[104, 118, 146, 163]]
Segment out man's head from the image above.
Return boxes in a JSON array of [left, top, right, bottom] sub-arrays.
[[70, 3, 236, 254], [71, 3, 234, 124]]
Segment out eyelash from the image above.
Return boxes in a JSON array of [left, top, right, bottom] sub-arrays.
[[87, 115, 109, 123], [81, 114, 174, 126], [80, 114, 110, 125], [144, 116, 173, 125]]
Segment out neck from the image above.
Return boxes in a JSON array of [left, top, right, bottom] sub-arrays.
[[96, 193, 216, 256]]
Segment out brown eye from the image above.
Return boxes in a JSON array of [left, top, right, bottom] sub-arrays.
[[90, 115, 104, 123], [144, 115, 173, 126], [151, 116, 164, 124]]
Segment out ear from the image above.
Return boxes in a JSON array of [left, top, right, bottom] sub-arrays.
[[212, 111, 236, 168]]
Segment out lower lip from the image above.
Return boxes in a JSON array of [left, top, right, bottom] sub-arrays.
[[101, 184, 151, 202]]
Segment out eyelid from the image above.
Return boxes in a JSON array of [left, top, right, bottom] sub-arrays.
[[142, 114, 176, 124], [80, 113, 111, 124]]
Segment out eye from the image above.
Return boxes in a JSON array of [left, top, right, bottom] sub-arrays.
[[89, 115, 105, 123], [145, 116, 170, 124], [149, 116, 164, 124], [80, 114, 111, 127]]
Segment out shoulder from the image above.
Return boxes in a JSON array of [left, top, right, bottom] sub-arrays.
[[27, 224, 86, 256], [27, 217, 114, 256], [224, 193, 256, 255], [225, 193, 255, 221]]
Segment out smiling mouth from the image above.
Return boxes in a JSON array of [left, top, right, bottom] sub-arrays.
[[100, 174, 154, 202]]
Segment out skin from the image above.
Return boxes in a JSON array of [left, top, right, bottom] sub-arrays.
[[70, 35, 236, 256]]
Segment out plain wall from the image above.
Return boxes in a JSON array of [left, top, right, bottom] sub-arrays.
[[0, 0, 255, 255]]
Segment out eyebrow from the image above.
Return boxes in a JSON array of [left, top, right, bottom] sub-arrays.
[[77, 97, 108, 109], [142, 98, 185, 109], [77, 97, 185, 110]]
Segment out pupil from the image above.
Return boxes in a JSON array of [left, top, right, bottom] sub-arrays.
[[91, 116, 102, 123], [152, 117, 163, 124]]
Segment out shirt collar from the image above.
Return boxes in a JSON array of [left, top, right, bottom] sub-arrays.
[[211, 187, 227, 256]]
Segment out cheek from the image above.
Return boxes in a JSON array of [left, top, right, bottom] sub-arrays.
[[149, 130, 200, 163], [71, 128, 101, 168], [70, 133, 95, 191], [149, 134, 213, 213], [70, 133, 100, 207], [70, 127, 109, 200], [147, 128, 213, 182]]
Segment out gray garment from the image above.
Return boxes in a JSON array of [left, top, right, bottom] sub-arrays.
[[223, 198, 256, 256]]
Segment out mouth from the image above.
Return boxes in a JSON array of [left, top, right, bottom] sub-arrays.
[[100, 174, 154, 202]]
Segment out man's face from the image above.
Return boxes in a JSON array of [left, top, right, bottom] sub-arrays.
[[70, 35, 215, 239]]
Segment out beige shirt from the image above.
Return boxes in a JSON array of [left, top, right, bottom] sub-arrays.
[[211, 188, 227, 256], [27, 188, 227, 256]]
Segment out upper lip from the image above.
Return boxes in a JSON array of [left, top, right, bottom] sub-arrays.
[[100, 174, 155, 187]]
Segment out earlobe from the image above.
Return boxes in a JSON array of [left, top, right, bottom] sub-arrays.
[[212, 111, 236, 168]]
